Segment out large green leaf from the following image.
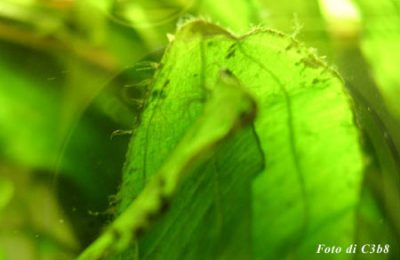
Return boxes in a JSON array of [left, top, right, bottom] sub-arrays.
[[80, 20, 365, 259]]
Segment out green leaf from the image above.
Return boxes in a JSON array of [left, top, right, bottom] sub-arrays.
[[82, 20, 365, 259], [78, 68, 261, 260], [136, 125, 264, 260]]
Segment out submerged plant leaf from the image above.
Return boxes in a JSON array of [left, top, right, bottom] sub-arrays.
[[78, 70, 261, 259], [83, 20, 365, 259]]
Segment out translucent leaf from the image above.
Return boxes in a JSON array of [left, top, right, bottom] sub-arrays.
[[84, 20, 365, 259]]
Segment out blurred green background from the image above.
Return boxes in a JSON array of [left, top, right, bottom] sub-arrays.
[[0, 0, 399, 259]]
